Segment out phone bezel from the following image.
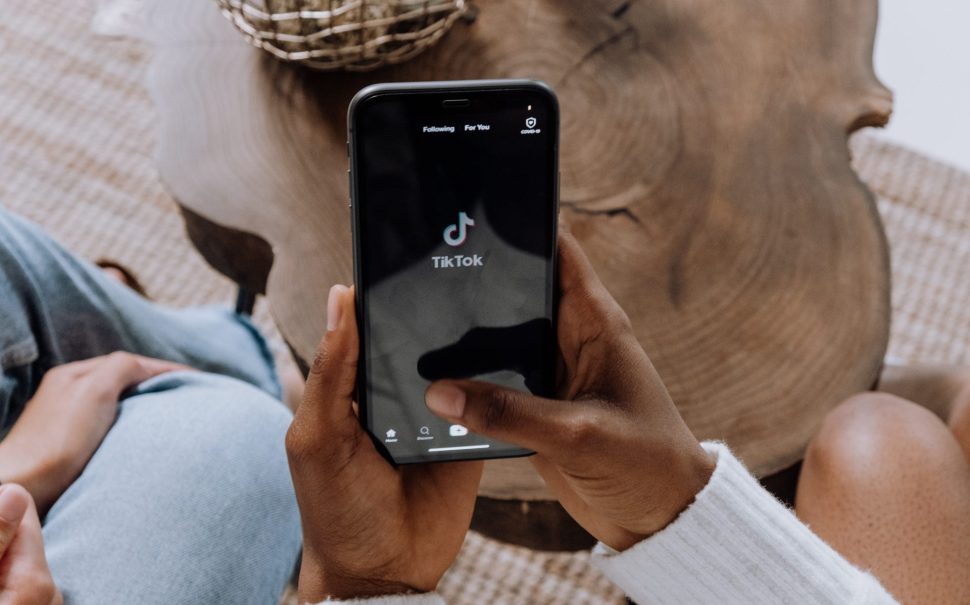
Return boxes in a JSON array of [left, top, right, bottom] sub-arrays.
[[347, 79, 560, 465]]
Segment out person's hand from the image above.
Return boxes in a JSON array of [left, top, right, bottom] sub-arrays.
[[286, 285, 484, 601], [0, 353, 188, 512], [0, 484, 61, 605], [425, 228, 717, 552]]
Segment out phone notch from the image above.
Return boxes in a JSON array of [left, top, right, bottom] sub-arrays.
[[441, 98, 471, 108]]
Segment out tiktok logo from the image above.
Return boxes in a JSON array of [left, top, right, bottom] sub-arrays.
[[435, 211, 484, 269], [443, 212, 475, 247]]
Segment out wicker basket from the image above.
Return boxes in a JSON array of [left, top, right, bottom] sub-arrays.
[[216, 0, 470, 71]]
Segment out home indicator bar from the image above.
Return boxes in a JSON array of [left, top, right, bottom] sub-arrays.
[[427, 444, 491, 453]]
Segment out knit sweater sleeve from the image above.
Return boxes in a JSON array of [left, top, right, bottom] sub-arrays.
[[590, 441, 898, 605]]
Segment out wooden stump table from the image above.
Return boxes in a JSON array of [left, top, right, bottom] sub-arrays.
[[146, 0, 892, 550]]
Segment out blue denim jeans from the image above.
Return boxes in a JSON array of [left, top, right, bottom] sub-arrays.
[[0, 209, 301, 604]]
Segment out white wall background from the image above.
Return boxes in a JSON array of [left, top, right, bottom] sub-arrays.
[[873, 0, 970, 172]]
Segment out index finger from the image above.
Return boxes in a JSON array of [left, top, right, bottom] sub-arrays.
[[45, 356, 111, 380], [556, 226, 634, 338], [557, 225, 609, 299]]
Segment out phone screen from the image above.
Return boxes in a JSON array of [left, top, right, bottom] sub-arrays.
[[350, 84, 558, 463]]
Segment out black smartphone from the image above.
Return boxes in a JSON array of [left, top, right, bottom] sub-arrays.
[[348, 79, 559, 464]]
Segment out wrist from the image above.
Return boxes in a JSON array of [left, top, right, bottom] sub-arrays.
[[298, 548, 420, 602], [0, 442, 58, 511], [0, 441, 34, 486], [598, 442, 716, 553], [660, 441, 717, 528], [638, 441, 716, 539]]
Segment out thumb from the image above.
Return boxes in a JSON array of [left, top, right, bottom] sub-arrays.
[[297, 284, 360, 431], [0, 484, 30, 556], [0, 484, 55, 596], [425, 380, 579, 454]]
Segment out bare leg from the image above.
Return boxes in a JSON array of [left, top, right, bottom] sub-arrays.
[[796, 393, 970, 604], [880, 361, 970, 463]]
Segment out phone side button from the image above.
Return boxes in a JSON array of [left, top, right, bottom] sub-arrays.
[[347, 168, 353, 234]]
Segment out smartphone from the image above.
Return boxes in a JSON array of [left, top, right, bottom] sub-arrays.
[[347, 80, 559, 464]]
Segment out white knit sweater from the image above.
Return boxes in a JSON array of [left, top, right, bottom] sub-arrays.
[[314, 442, 897, 604]]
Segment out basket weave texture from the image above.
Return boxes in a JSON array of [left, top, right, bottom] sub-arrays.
[[216, 0, 468, 71]]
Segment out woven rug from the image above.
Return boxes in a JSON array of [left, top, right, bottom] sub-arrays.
[[1, 3, 969, 605]]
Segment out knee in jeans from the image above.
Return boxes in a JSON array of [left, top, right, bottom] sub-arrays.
[[124, 374, 294, 494], [804, 392, 950, 486]]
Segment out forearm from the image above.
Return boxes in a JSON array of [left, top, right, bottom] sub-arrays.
[[592, 442, 898, 605]]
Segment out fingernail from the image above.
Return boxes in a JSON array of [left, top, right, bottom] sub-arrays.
[[0, 485, 28, 525], [425, 383, 466, 419], [327, 285, 345, 331]]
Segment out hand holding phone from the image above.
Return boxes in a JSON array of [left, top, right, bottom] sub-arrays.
[[424, 230, 717, 551], [285, 285, 484, 602], [286, 230, 716, 601]]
